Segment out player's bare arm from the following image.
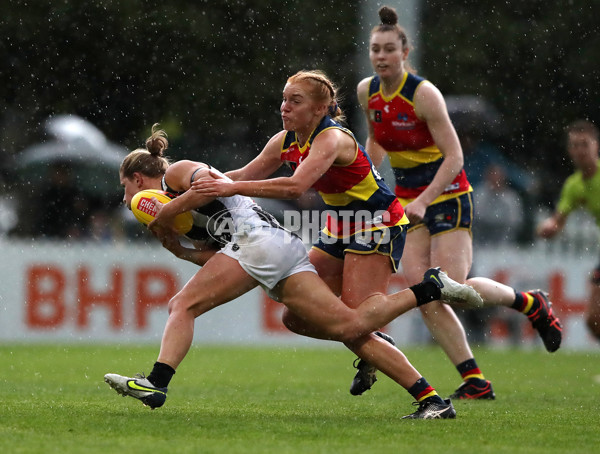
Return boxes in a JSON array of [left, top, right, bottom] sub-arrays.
[[192, 129, 346, 199], [412, 82, 464, 207], [225, 131, 286, 181]]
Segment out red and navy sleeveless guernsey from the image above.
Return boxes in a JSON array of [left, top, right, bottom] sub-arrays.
[[367, 72, 471, 204], [280, 116, 408, 238]]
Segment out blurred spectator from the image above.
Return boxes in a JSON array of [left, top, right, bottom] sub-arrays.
[[472, 164, 524, 246], [461, 131, 536, 195], [445, 95, 536, 195], [30, 161, 91, 239], [459, 130, 539, 243], [89, 209, 119, 243], [11, 115, 129, 241]]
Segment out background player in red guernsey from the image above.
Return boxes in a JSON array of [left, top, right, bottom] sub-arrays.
[[356, 5, 561, 400]]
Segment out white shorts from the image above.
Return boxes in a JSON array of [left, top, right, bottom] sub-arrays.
[[219, 226, 316, 292]]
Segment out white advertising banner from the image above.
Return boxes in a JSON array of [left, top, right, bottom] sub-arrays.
[[0, 239, 596, 349]]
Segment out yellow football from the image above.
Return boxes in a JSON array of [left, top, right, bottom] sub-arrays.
[[130, 189, 193, 235]]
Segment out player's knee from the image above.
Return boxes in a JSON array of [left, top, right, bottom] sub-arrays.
[[166, 296, 178, 315], [330, 323, 362, 343], [330, 331, 353, 343], [281, 309, 295, 330], [167, 292, 194, 316], [341, 334, 369, 349], [281, 309, 308, 335]]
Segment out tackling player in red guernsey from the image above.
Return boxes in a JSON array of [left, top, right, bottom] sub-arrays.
[[192, 69, 462, 418], [280, 115, 408, 244]]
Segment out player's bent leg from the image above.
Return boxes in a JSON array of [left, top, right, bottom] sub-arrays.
[[466, 276, 520, 307], [400, 228, 469, 363], [467, 277, 563, 352], [158, 253, 259, 369], [349, 331, 396, 396], [344, 332, 455, 417], [341, 268, 482, 395], [270, 272, 458, 416], [339, 251, 396, 395], [281, 307, 334, 341], [276, 273, 415, 343], [345, 333, 423, 389], [105, 254, 260, 409], [415, 271, 496, 400], [425, 230, 498, 399]]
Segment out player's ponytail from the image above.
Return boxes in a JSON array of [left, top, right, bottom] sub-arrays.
[[120, 124, 171, 179], [146, 123, 169, 157], [378, 5, 398, 27]]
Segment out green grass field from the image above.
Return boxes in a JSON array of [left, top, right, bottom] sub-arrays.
[[1, 344, 598, 453]]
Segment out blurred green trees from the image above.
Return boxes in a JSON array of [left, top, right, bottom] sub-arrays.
[[420, 0, 600, 199], [2, 0, 599, 205], [1, 0, 362, 170]]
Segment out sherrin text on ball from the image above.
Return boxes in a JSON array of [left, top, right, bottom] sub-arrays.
[[131, 189, 193, 235]]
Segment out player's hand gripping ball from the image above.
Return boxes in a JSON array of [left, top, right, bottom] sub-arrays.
[[130, 189, 193, 235]]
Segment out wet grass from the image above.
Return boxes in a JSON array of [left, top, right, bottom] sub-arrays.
[[1, 344, 598, 453]]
